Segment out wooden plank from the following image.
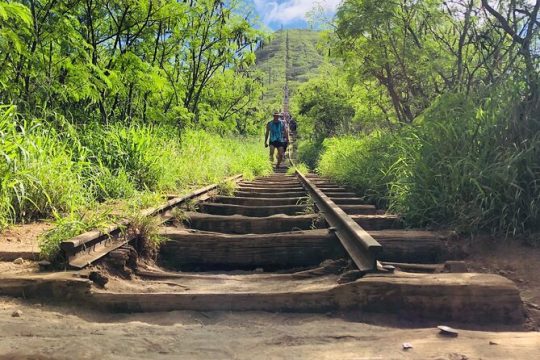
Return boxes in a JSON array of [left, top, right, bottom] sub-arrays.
[[234, 191, 306, 198], [381, 262, 443, 272], [241, 180, 300, 186], [351, 214, 403, 230], [212, 196, 308, 206], [237, 186, 304, 192], [160, 227, 452, 268], [186, 212, 400, 234], [322, 192, 358, 198], [199, 203, 309, 217], [185, 212, 322, 234], [159, 229, 341, 269], [0, 251, 40, 261], [329, 197, 367, 205], [0, 273, 92, 299], [159, 228, 450, 268], [338, 204, 377, 215], [90, 272, 524, 324]]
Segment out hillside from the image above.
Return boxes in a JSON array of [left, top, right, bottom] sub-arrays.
[[255, 29, 325, 108]]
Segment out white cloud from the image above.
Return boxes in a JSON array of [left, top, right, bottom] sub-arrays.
[[254, 0, 341, 25]]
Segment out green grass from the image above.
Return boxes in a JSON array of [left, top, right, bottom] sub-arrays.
[[312, 91, 540, 236], [217, 179, 238, 197], [287, 163, 309, 175], [1, 105, 272, 258]]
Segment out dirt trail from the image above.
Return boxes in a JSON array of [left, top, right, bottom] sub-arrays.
[[0, 297, 539, 360]]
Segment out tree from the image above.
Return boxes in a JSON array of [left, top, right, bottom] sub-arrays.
[[0, 0, 265, 133], [334, 0, 513, 123]]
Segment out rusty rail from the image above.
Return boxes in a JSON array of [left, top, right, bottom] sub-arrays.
[[295, 171, 382, 272], [60, 175, 242, 269]]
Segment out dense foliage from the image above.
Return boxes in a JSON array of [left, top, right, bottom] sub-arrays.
[[0, 0, 272, 238], [0, 0, 265, 130], [0, 104, 271, 231], [295, 0, 540, 235]]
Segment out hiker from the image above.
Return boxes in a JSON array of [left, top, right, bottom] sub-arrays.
[[289, 117, 297, 134], [280, 113, 290, 156], [288, 116, 297, 143], [265, 112, 288, 168]]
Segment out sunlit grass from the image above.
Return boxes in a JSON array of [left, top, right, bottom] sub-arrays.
[[1, 105, 272, 257], [313, 92, 540, 236]]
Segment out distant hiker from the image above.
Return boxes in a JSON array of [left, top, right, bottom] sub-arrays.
[[288, 117, 297, 143], [289, 117, 297, 133], [280, 114, 290, 154], [265, 112, 288, 168]]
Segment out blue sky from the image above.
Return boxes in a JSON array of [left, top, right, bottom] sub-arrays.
[[246, 0, 341, 30]]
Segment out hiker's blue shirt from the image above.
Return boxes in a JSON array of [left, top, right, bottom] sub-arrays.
[[269, 121, 284, 142]]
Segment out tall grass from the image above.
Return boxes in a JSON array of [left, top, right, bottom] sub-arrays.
[[0, 105, 272, 256], [0, 106, 89, 228], [314, 91, 540, 235]]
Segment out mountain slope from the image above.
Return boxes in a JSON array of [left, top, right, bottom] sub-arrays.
[[255, 29, 324, 108]]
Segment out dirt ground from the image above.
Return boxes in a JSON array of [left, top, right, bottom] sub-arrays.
[[463, 235, 540, 329], [0, 296, 539, 360], [0, 223, 50, 261], [1, 225, 540, 359]]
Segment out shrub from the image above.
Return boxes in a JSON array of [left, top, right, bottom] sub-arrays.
[[317, 90, 540, 235]]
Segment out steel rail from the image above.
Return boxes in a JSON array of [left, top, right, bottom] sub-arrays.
[[60, 175, 243, 269], [295, 171, 382, 272]]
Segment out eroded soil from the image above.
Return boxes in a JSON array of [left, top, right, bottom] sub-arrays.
[[1, 225, 540, 359], [0, 296, 539, 360], [0, 223, 50, 261], [464, 235, 540, 329]]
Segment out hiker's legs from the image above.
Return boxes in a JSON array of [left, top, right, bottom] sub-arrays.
[[276, 146, 285, 167], [269, 145, 276, 163]]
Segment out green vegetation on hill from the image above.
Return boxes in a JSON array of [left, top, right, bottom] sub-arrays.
[[255, 29, 325, 109]]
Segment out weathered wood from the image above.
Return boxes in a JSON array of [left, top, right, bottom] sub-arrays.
[[316, 186, 349, 192], [374, 230, 448, 262], [315, 184, 349, 193], [185, 212, 401, 233], [381, 262, 443, 272], [257, 175, 295, 181], [351, 214, 403, 230], [329, 197, 367, 205], [0, 273, 92, 300], [159, 229, 341, 269], [212, 196, 308, 206], [0, 251, 39, 261], [199, 203, 309, 217], [338, 204, 377, 215], [160, 228, 448, 266], [321, 191, 357, 197], [323, 192, 358, 198], [241, 178, 299, 186], [90, 272, 524, 324], [136, 263, 346, 281], [238, 181, 300, 188], [185, 212, 322, 234], [234, 191, 306, 198], [237, 185, 305, 192]]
